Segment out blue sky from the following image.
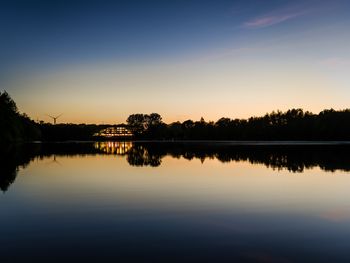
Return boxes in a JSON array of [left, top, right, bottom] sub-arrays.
[[1, 0, 350, 123]]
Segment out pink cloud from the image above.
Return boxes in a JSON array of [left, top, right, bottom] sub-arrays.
[[244, 10, 307, 28]]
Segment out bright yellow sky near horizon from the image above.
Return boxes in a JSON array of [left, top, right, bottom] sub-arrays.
[[7, 52, 348, 124]]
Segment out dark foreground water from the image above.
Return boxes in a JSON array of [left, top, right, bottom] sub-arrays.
[[1, 142, 350, 263]]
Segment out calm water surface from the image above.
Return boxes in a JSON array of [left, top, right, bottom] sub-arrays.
[[1, 142, 350, 262]]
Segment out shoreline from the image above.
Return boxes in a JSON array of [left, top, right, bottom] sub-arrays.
[[22, 140, 350, 146]]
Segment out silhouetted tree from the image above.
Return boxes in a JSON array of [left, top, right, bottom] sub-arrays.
[[126, 114, 147, 135], [148, 113, 162, 126], [0, 91, 41, 143], [126, 113, 164, 138]]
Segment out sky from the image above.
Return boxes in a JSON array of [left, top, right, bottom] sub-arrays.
[[1, 0, 350, 124]]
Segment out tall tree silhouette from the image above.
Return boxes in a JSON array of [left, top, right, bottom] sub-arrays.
[[0, 91, 41, 143]]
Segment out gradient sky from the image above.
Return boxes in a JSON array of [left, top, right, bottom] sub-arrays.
[[1, 0, 350, 124]]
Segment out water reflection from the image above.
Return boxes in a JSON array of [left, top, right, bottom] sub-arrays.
[[0, 144, 39, 191], [2, 142, 350, 192], [94, 141, 133, 155], [127, 144, 162, 167], [2, 142, 350, 262], [133, 142, 350, 172]]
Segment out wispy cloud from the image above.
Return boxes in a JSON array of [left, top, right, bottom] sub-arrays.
[[244, 9, 308, 29]]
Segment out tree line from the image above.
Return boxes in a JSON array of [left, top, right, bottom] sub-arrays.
[[2, 91, 350, 142], [126, 110, 350, 141]]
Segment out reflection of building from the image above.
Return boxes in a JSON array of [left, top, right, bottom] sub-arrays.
[[94, 141, 133, 155], [94, 126, 133, 138]]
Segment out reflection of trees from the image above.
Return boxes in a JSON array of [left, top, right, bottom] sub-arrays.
[[128, 143, 350, 173], [0, 142, 104, 192], [127, 145, 162, 167], [2, 142, 350, 192], [0, 144, 40, 192]]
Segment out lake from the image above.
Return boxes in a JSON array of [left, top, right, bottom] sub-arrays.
[[1, 142, 350, 262]]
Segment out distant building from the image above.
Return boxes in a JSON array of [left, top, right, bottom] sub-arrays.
[[93, 125, 133, 138]]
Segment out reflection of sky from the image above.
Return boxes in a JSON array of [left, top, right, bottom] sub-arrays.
[[1, 0, 350, 123], [7, 154, 350, 218], [2, 154, 350, 261]]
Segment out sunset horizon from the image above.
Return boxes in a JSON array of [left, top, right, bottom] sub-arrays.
[[2, 0, 350, 124], [1, 1, 350, 262]]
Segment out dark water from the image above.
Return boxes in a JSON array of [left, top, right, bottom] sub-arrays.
[[1, 142, 350, 262]]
